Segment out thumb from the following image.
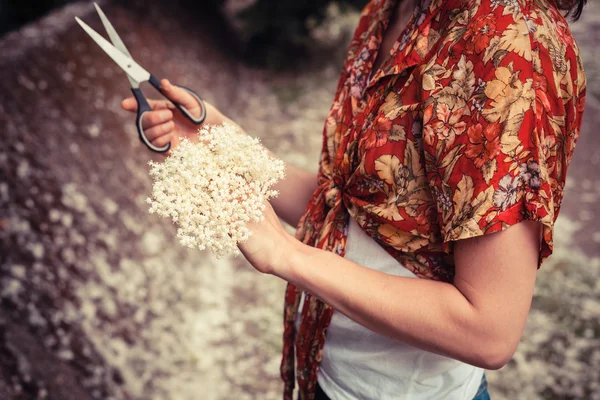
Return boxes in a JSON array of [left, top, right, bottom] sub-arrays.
[[160, 79, 198, 110]]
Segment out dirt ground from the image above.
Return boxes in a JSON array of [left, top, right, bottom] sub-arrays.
[[0, 1, 598, 399]]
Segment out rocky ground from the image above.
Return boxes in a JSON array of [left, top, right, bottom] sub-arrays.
[[0, 1, 598, 399]]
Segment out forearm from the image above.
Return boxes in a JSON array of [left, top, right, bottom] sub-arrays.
[[269, 162, 318, 227], [277, 241, 515, 370]]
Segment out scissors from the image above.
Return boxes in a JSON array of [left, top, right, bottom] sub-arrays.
[[75, 3, 207, 153]]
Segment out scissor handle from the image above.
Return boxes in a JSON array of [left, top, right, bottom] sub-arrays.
[[131, 79, 207, 153], [132, 87, 171, 153], [149, 75, 207, 125]]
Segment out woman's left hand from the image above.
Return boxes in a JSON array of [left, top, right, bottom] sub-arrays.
[[238, 201, 297, 276]]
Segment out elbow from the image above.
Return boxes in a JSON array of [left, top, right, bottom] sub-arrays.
[[479, 349, 513, 371], [471, 337, 518, 370], [458, 311, 523, 370]]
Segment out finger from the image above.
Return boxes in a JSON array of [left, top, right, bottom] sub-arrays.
[[143, 121, 175, 142], [141, 110, 173, 130], [121, 97, 137, 111], [151, 131, 173, 149], [160, 79, 198, 110], [148, 98, 177, 111], [121, 97, 175, 112]]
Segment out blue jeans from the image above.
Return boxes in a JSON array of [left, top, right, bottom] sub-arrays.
[[472, 373, 491, 400]]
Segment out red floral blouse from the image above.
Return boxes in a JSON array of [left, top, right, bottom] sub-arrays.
[[281, 0, 586, 398]]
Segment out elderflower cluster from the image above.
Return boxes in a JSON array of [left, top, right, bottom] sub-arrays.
[[146, 123, 285, 258]]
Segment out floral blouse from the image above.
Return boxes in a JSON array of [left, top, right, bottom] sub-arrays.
[[281, 0, 586, 398]]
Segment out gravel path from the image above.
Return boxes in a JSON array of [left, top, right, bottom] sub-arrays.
[[0, 1, 598, 399]]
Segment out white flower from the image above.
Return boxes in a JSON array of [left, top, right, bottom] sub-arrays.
[[146, 123, 285, 258]]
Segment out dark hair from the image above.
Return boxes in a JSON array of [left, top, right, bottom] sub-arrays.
[[556, 0, 587, 20]]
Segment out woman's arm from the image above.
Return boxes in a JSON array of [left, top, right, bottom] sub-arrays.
[[242, 209, 540, 370], [279, 220, 540, 370], [269, 162, 318, 227]]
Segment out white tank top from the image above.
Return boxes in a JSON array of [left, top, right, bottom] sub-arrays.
[[296, 217, 484, 400]]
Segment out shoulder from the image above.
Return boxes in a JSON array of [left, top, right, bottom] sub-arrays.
[[430, 0, 584, 67], [428, 0, 533, 59], [419, 0, 585, 263]]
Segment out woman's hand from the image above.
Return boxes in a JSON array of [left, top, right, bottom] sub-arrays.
[[121, 79, 231, 152], [238, 201, 298, 276]]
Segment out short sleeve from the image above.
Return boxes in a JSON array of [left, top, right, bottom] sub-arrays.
[[421, 0, 584, 266]]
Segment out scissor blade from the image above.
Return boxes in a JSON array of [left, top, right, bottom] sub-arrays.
[[75, 17, 150, 86], [94, 3, 132, 58], [93, 3, 138, 88]]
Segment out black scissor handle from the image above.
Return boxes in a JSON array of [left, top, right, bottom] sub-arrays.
[[149, 75, 207, 125], [131, 77, 207, 153], [132, 87, 171, 153]]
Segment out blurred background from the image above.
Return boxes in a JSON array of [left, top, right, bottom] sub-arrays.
[[0, 0, 598, 399]]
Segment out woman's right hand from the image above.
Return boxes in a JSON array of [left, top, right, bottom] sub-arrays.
[[121, 78, 230, 152]]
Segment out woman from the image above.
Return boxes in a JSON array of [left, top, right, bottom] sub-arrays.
[[122, 0, 586, 399]]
